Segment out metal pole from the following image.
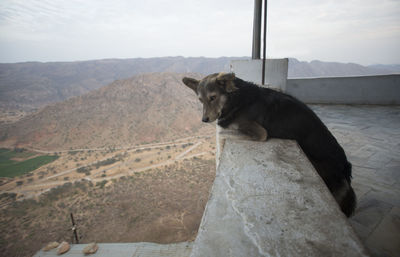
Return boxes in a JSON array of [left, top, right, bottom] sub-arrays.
[[252, 0, 262, 59], [261, 0, 267, 85], [70, 213, 79, 243]]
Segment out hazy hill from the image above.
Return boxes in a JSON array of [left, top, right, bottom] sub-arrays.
[[288, 58, 399, 78], [1, 57, 398, 112], [0, 73, 213, 150], [368, 64, 400, 74], [0, 57, 238, 111]]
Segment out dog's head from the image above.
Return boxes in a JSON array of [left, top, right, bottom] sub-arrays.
[[182, 72, 238, 123]]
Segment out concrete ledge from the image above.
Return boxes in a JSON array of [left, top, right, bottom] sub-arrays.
[[287, 75, 400, 105], [190, 129, 368, 257]]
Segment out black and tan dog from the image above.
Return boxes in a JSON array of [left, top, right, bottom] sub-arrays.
[[182, 72, 356, 217]]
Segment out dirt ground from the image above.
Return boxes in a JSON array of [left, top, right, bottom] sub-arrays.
[[0, 135, 216, 257], [0, 135, 215, 198]]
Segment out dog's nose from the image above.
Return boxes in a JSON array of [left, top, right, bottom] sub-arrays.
[[202, 117, 210, 123]]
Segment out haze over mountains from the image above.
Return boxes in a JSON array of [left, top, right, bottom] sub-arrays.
[[287, 59, 400, 78], [0, 57, 398, 112], [0, 56, 398, 150]]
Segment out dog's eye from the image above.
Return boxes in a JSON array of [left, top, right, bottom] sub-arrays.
[[209, 95, 216, 101]]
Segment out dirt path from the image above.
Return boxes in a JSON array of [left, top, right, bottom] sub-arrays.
[[175, 141, 203, 160], [40, 138, 206, 181], [4, 136, 212, 198], [25, 135, 211, 154], [91, 151, 208, 183]]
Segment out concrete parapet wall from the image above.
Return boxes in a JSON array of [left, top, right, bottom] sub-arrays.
[[231, 59, 288, 91], [287, 75, 400, 105], [190, 128, 368, 257]]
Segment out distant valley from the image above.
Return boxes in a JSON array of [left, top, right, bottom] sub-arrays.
[[0, 71, 216, 257]]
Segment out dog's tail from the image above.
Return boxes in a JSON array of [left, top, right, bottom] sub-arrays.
[[341, 186, 357, 217], [343, 161, 352, 184], [339, 161, 356, 217]]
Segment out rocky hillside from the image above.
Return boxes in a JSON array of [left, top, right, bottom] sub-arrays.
[[0, 72, 213, 150]]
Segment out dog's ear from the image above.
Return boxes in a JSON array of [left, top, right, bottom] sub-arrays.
[[182, 77, 199, 93], [216, 72, 237, 93]]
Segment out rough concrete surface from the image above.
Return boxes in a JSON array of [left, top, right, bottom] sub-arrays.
[[191, 137, 368, 257]]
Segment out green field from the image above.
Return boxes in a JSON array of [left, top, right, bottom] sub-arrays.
[[0, 148, 59, 178]]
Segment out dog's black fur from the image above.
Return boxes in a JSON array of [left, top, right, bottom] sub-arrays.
[[218, 77, 356, 217]]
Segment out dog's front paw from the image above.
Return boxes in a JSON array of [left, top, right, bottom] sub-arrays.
[[259, 130, 268, 141], [251, 129, 268, 141], [238, 121, 268, 142]]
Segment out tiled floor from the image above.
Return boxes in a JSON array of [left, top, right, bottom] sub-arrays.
[[311, 105, 400, 257]]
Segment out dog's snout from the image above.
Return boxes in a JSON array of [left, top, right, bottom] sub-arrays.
[[202, 117, 210, 123]]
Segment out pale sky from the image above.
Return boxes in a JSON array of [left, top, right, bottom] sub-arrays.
[[0, 0, 399, 65]]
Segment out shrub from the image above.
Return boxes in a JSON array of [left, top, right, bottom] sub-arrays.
[[96, 180, 107, 188], [14, 148, 26, 153], [94, 158, 118, 168], [0, 192, 17, 200], [77, 167, 91, 174]]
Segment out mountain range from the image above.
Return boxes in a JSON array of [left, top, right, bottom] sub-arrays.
[[0, 57, 239, 112], [1, 57, 398, 112], [287, 59, 399, 78]]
